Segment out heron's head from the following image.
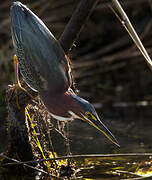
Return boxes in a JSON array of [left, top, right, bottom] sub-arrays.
[[68, 90, 120, 147]]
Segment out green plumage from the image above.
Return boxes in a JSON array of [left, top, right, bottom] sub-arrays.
[[11, 1, 71, 93]]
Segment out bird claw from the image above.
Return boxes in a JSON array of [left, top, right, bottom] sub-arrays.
[[8, 83, 35, 110], [8, 83, 22, 110]]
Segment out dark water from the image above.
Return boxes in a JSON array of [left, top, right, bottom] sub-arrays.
[[1, 105, 152, 179]]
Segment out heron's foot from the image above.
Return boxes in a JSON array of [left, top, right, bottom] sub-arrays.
[[8, 83, 34, 110], [8, 83, 22, 110]]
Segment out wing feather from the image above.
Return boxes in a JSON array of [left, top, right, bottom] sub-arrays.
[[11, 2, 72, 93]]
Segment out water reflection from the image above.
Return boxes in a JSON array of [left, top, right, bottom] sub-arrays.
[[74, 154, 152, 179], [1, 103, 152, 179], [1, 154, 152, 179]]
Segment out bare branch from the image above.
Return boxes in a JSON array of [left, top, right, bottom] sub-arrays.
[[59, 0, 99, 53], [111, 0, 152, 70]]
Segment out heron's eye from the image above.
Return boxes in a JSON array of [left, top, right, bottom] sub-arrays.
[[85, 112, 97, 121]]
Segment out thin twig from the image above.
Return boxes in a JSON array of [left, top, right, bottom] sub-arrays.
[[111, 0, 152, 71], [1, 153, 152, 166], [0, 154, 62, 179]]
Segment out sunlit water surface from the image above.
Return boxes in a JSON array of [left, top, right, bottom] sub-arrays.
[[1, 105, 152, 179]]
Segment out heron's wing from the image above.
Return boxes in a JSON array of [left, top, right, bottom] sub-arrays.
[[11, 2, 72, 93]]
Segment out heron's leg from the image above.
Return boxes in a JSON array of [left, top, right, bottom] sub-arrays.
[[8, 55, 34, 109], [14, 54, 21, 89]]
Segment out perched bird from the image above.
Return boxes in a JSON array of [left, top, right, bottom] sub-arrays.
[[10, 1, 119, 147]]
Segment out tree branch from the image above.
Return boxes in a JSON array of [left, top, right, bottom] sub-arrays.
[[59, 0, 99, 53], [111, 0, 152, 70]]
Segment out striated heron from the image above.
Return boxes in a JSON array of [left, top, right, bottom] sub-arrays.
[[10, 1, 119, 147]]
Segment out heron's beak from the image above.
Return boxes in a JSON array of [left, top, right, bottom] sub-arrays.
[[83, 113, 120, 147]]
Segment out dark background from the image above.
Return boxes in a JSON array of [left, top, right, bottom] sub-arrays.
[[0, 0, 152, 154]]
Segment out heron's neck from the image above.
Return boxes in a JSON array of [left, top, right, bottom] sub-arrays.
[[39, 91, 77, 118]]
